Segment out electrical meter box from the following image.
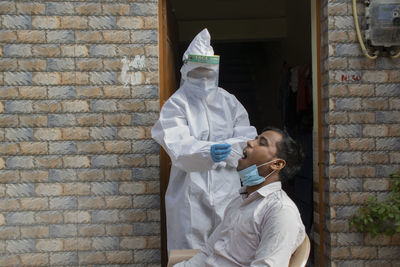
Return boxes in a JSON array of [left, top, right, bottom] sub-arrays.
[[366, 0, 400, 47]]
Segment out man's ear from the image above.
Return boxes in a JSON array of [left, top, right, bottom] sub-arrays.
[[271, 159, 286, 171]]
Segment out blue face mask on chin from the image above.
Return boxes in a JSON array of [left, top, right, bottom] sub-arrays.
[[238, 160, 277, 187]]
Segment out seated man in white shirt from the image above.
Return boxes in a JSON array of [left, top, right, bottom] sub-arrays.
[[174, 127, 306, 267]]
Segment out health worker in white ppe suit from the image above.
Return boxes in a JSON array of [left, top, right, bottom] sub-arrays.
[[151, 29, 257, 251]]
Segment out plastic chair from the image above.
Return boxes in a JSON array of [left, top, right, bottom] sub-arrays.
[[167, 234, 310, 267]]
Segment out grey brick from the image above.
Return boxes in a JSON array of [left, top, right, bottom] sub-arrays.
[[335, 178, 362, 191], [50, 252, 78, 266], [6, 183, 34, 197], [92, 237, 119, 250], [47, 31, 74, 44], [336, 206, 359, 219], [49, 141, 77, 154], [334, 125, 362, 137], [6, 212, 35, 225], [376, 138, 400, 151], [376, 84, 400, 96], [90, 127, 117, 140], [133, 167, 159, 180], [131, 85, 158, 98], [334, 98, 361, 111], [48, 86, 76, 99], [50, 224, 77, 237], [92, 210, 119, 223], [88, 16, 116, 29], [133, 222, 160, 235], [89, 45, 117, 57], [5, 128, 34, 141], [4, 100, 33, 113], [376, 165, 399, 177], [133, 195, 160, 208], [47, 58, 75, 71], [6, 239, 34, 253], [132, 140, 159, 153], [134, 249, 161, 263], [49, 169, 77, 182], [4, 72, 32, 86], [3, 44, 32, 57], [6, 156, 34, 169], [46, 2, 74, 15], [89, 72, 118, 85], [91, 182, 118, 195], [376, 57, 400, 69], [48, 114, 76, 127], [130, 3, 158, 15], [131, 112, 159, 126], [91, 155, 118, 168], [49, 197, 78, 210], [335, 44, 363, 57], [335, 152, 362, 164], [131, 30, 158, 43], [90, 100, 117, 112], [2, 15, 31, 29], [376, 111, 400, 123], [334, 16, 356, 29]]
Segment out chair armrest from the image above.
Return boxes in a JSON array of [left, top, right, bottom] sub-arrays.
[[167, 249, 200, 267]]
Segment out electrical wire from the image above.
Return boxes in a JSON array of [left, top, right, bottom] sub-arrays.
[[352, 0, 378, 60]]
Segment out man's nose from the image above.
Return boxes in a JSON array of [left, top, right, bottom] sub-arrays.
[[247, 139, 255, 147]]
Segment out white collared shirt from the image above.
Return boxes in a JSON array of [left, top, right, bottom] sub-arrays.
[[174, 182, 306, 267]]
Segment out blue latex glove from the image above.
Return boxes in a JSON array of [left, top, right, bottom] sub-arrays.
[[210, 143, 232, 162]]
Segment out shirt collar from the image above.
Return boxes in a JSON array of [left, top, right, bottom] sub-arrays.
[[239, 181, 282, 202]]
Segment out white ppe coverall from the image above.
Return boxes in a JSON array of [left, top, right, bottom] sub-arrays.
[[151, 29, 257, 251]]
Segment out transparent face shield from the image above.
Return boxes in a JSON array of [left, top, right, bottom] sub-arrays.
[[180, 55, 220, 93]]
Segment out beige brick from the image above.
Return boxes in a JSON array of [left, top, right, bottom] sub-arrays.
[[348, 112, 375, 124], [389, 125, 400, 136], [20, 253, 48, 266], [105, 196, 132, 208], [36, 239, 63, 252], [105, 251, 133, 264], [79, 252, 106, 264], [103, 58, 122, 71], [363, 178, 390, 191], [33, 73, 61, 85], [20, 142, 48, 155], [78, 225, 105, 237], [32, 45, 60, 57], [20, 226, 49, 239], [20, 197, 48, 210], [76, 86, 103, 98], [76, 58, 103, 71], [64, 211, 91, 223], [0, 31, 17, 43], [104, 114, 131, 126], [120, 237, 146, 249], [63, 182, 90, 196], [0, 102, 3, 113], [328, 58, 347, 69], [104, 140, 131, 153], [17, 30, 46, 43], [77, 169, 104, 182], [78, 197, 105, 209], [75, 3, 102, 15], [16, 2, 45, 14], [0, 87, 18, 99], [106, 224, 132, 236], [351, 246, 377, 259], [364, 234, 391, 246], [35, 156, 62, 169], [147, 236, 161, 248], [75, 31, 103, 43], [103, 30, 130, 43], [118, 46, 145, 57], [105, 169, 132, 181], [117, 127, 146, 139], [35, 211, 63, 224], [362, 71, 388, 83], [76, 141, 104, 154], [0, 255, 20, 266], [19, 86, 47, 98], [62, 127, 90, 140], [60, 16, 88, 29], [348, 138, 375, 150], [348, 58, 376, 69], [331, 247, 351, 258], [0, 214, 4, 225], [0, 143, 19, 154], [61, 45, 89, 57], [103, 85, 130, 98], [62, 100, 90, 112], [18, 59, 46, 72], [362, 98, 389, 110], [147, 209, 160, 221], [348, 84, 374, 96], [143, 16, 157, 29], [388, 70, 400, 82], [363, 125, 388, 137], [119, 182, 145, 194], [34, 101, 62, 113], [35, 183, 62, 196], [34, 128, 62, 141], [0, 2, 16, 14], [19, 115, 48, 127], [76, 114, 103, 126], [103, 3, 130, 15], [63, 156, 90, 168], [146, 181, 160, 194], [61, 72, 89, 85], [63, 237, 91, 251], [32, 16, 60, 29], [117, 17, 143, 29]]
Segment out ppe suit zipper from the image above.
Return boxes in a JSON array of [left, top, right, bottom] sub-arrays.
[[202, 99, 213, 203]]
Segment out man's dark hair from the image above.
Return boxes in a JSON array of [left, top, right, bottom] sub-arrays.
[[262, 126, 304, 182]]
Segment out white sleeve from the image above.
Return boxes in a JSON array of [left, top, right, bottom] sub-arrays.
[[151, 97, 222, 173], [250, 206, 305, 267]]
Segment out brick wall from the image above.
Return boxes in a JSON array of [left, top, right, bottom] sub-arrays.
[[318, 0, 400, 265], [0, 1, 160, 266]]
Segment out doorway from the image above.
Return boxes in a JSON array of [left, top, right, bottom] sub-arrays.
[[159, 0, 315, 265]]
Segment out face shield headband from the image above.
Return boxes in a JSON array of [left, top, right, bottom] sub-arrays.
[[180, 54, 220, 89]]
